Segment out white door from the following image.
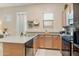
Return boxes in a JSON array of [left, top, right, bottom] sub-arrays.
[[16, 12, 27, 35]]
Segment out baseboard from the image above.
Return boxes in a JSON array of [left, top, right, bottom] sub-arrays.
[[38, 47, 60, 50]]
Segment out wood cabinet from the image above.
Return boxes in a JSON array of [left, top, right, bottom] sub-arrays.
[[38, 35, 53, 49], [38, 35, 45, 48], [3, 43, 25, 56], [52, 35, 61, 49], [44, 36, 53, 49], [38, 35, 61, 49]]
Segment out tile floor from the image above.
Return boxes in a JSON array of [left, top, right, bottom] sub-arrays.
[[35, 49, 62, 56]]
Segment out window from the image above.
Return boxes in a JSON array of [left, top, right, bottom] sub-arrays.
[[43, 13, 54, 28]]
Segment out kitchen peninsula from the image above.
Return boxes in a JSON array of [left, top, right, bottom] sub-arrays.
[[0, 33, 61, 56], [0, 34, 38, 56]]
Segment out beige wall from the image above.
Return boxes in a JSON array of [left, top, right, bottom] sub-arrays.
[[0, 4, 64, 35]]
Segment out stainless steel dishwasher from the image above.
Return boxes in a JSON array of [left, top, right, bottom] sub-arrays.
[[25, 39, 34, 56]]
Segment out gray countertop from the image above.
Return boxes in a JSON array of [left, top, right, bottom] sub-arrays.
[[0, 34, 38, 44]]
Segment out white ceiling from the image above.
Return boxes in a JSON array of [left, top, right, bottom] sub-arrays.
[[0, 3, 30, 8]]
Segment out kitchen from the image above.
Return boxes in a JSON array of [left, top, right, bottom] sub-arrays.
[[0, 3, 74, 56]]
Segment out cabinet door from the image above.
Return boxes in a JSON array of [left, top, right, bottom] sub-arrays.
[[38, 36, 45, 48], [3, 43, 25, 56], [45, 36, 53, 48], [38, 35, 53, 49], [38, 35, 60, 49], [52, 36, 61, 49]]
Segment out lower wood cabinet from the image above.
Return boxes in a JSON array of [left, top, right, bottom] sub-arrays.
[[38, 35, 45, 48], [38, 35, 61, 49], [45, 36, 53, 48], [52, 36, 61, 49], [3, 43, 25, 56]]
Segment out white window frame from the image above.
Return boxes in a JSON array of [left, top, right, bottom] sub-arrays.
[[43, 13, 54, 28]]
